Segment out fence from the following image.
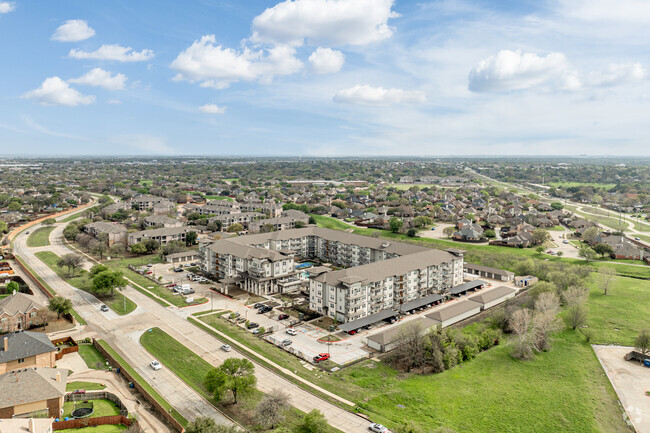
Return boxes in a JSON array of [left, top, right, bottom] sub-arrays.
[[65, 391, 128, 416], [52, 336, 79, 360], [53, 415, 133, 431], [92, 339, 185, 433]]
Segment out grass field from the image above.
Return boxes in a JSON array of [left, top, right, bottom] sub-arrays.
[[548, 181, 617, 190], [63, 399, 120, 418], [61, 212, 83, 222], [388, 183, 439, 191], [66, 381, 107, 391], [96, 340, 187, 426], [57, 425, 127, 433], [78, 344, 109, 370], [546, 225, 566, 231], [26, 226, 56, 247], [34, 251, 137, 315]]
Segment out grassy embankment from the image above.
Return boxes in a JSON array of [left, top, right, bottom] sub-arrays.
[[26, 226, 56, 247]]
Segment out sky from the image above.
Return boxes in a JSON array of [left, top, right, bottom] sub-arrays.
[[1, 0, 650, 157]]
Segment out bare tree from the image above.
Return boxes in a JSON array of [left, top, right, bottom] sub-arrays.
[[393, 321, 427, 372], [509, 308, 533, 360], [534, 292, 560, 315], [635, 330, 650, 356], [531, 310, 562, 352], [597, 266, 617, 295], [57, 253, 83, 276], [255, 389, 289, 429], [563, 286, 588, 330]]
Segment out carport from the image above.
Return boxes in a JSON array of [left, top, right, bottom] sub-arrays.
[[445, 280, 486, 298], [338, 309, 399, 334], [398, 293, 444, 314], [469, 286, 516, 310]]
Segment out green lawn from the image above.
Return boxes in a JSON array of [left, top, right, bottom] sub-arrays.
[[387, 183, 439, 191], [66, 381, 107, 391], [34, 251, 137, 316], [204, 195, 235, 201], [57, 426, 127, 433], [96, 340, 187, 427], [26, 226, 56, 247], [61, 213, 83, 222], [548, 181, 616, 190], [546, 225, 565, 231], [63, 399, 120, 418], [78, 344, 110, 370]]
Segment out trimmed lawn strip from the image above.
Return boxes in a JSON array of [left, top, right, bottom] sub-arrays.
[[96, 340, 187, 427], [26, 226, 56, 247], [63, 399, 120, 418], [60, 213, 83, 222], [34, 251, 136, 316], [57, 425, 127, 433], [78, 344, 110, 370], [66, 381, 107, 391]]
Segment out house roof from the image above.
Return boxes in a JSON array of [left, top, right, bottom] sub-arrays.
[[0, 368, 67, 408], [0, 293, 44, 317], [0, 331, 56, 364], [468, 286, 517, 305], [426, 300, 482, 322]]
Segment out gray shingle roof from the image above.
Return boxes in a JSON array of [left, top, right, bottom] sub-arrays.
[[0, 331, 56, 364], [0, 368, 67, 408], [426, 300, 482, 322]]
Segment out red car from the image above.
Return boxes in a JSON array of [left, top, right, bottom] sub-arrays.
[[278, 314, 289, 320], [347, 330, 357, 335], [313, 353, 330, 363]]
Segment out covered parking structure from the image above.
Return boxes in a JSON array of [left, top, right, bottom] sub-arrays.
[[366, 317, 437, 353], [426, 300, 482, 328], [445, 280, 486, 298], [469, 286, 517, 310], [399, 293, 444, 314], [338, 309, 399, 334]]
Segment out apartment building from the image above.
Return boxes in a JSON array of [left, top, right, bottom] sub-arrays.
[[199, 227, 464, 322], [83, 221, 127, 246], [144, 215, 183, 228], [209, 212, 264, 230], [129, 194, 174, 211], [127, 226, 190, 246]]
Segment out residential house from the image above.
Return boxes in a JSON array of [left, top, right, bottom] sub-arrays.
[[453, 225, 486, 242], [0, 368, 67, 419], [0, 293, 47, 333], [0, 331, 56, 375]]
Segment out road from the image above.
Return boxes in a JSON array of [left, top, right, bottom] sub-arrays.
[[14, 219, 372, 433]]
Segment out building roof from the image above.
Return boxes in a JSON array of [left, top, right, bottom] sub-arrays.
[[463, 263, 515, 277], [85, 221, 127, 234], [426, 300, 482, 323], [338, 309, 399, 332], [208, 238, 289, 262], [398, 293, 444, 313], [0, 331, 56, 364], [366, 317, 437, 346], [0, 417, 54, 433], [145, 215, 181, 225], [0, 368, 67, 408], [0, 293, 44, 317], [166, 251, 199, 259], [129, 226, 190, 238], [445, 280, 486, 295], [468, 286, 517, 305]]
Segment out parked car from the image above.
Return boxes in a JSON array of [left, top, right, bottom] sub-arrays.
[[236, 317, 246, 324], [286, 328, 297, 336], [150, 360, 162, 371], [635, 237, 641, 241], [166, 283, 176, 288], [281, 339, 292, 347], [347, 330, 357, 335], [259, 305, 273, 313], [145, 270, 153, 274], [174, 268, 184, 272], [369, 423, 388, 433], [247, 322, 259, 329], [231, 312, 241, 318], [147, 263, 153, 267], [252, 329, 260, 334], [221, 345, 231, 352], [313, 353, 330, 363], [253, 303, 265, 309], [25, 231, 30, 235], [278, 314, 289, 320], [563, 240, 569, 244], [100, 305, 109, 312]]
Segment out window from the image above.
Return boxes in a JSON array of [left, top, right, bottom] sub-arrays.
[[17, 358, 25, 363]]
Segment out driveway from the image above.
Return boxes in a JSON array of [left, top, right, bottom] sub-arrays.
[[593, 345, 650, 433]]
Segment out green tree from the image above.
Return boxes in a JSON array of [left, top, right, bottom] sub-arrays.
[[226, 223, 244, 233], [42, 218, 56, 226], [184, 417, 240, 433], [484, 229, 496, 238], [130, 243, 147, 254], [7, 202, 21, 211], [204, 358, 256, 404], [581, 226, 599, 244], [531, 229, 550, 245], [635, 329, 650, 356], [551, 202, 564, 210], [443, 226, 456, 238], [578, 244, 597, 262], [91, 270, 127, 296], [0, 220, 7, 233], [295, 409, 329, 433], [406, 228, 417, 237], [91, 241, 108, 261], [6, 281, 20, 294], [593, 243, 613, 258], [90, 263, 109, 276], [48, 296, 72, 319], [186, 231, 198, 245], [63, 224, 80, 241], [389, 217, 403, 233]]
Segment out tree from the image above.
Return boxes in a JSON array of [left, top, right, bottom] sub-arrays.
[[91, 270, 126, 296], [91, 241, 108, 261], [42, 217, 56, 226], [204, 358, 256, 404], [90, 264, 109, 276], [186, 231, 198, 245], [406, 228, 417, 237], [578, 244, 597, 262], [130, 243, 147, 254], [0, 220, 7, 234], [295, 409, 328, 433], [389, 217, 403, 233], [531, 310, 561, 352], [63, 224, 80, 241], [57, 254, 83, 276], [48, 296, 72, 319], [227, 223, 244, 233], [556, 251, 564, 257], [443, 226, 456, 238], [534, 292, 560, 314], [535, 246, 545, 254], [593, 243, 613, 258], [509, 308, 533, 360], [581, 226, 599, 244], [413, 215, 431, 228], [551, 202, 564, 210], [256, 389, 289, 429], [597, 266, 617, 295], [184, 417, 240, 433], [635, 330, 650, 356], [563, 286, 588, 330], [7, 202, 21, 211], [484, 229, 496, 238], [259, 223, 275, 233], [6, 280, 19, 294], [531, 229, 550, 245]]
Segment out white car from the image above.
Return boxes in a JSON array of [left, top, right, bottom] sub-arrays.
[[369, 423, 388, 433], [221, 344, 231, 352], [286, 328, 297, 336], [150, 360, 162, 371]]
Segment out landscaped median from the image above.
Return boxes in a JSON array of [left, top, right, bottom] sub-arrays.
[[94, 339, 187, 429], [26, 225, 56, 247], [34, 251, 137, 315]]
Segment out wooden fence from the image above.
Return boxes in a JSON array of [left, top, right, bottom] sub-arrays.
[[92, 339, 185, 432], [53, 415, 132, 430], [52, 336, 79, 360], [65, 391, 128, 416]]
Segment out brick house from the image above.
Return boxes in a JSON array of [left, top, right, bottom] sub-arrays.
[[0, 331, 57, 375], [84, 221, 128, 247], [0, 293, 48, 333], [0, 368, 67, 419]]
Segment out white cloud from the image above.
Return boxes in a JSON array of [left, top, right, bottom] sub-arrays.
[[557, 0, 650, 24], [107, 99, 122, 104], [308, 47, 345, 74], [113, 134, 175, 155], [587, 63, 646, 87], [170, 35, 302, 89], [69, 68, 127, 90], [69, 44, 154, 62], [0, 1, 14, 13], [333, 85, 427, 105], [198, 104, 227, 114], [51, 19, 95, 42], [22, 77, 95, 106], [251, 0, 398, 46], [468, 49, 579, 93]]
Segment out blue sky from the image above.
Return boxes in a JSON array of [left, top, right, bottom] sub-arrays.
[[1, 0, 650, 156]]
